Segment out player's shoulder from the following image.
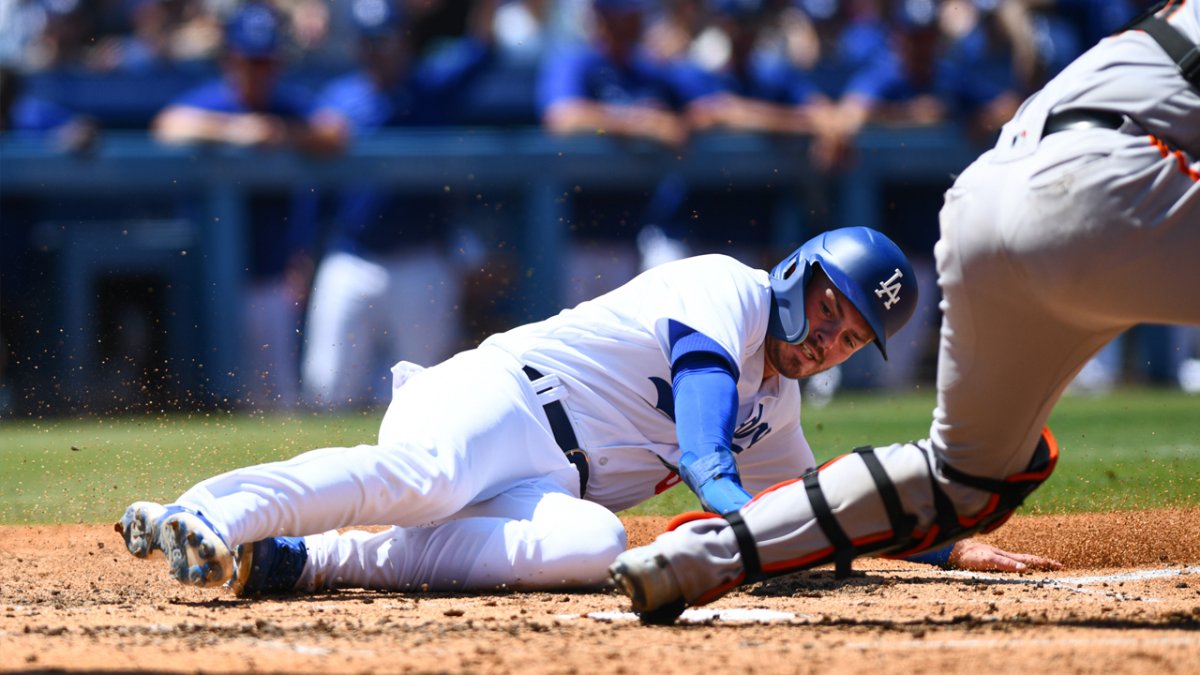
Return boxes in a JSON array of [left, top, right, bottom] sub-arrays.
[[647, 254, 773, 311], [670, 253, 768, 282]]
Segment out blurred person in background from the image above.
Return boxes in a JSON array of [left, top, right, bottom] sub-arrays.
[[152, 1, 343, 409], [937, 0, 1029, 139], [0, 0, 54, 69], [676, 0, 841, 403], [812, 0, 945, 167], [88, 0, 222, 71], [685, 0, 825, 138], [15, 0, 94, 70], [769, 0, 891, 98], [492, 0, 586, 63], [643, 0, 719, 65], [538, 0, 711, 304], [0, 62, 96, 141], [985, 0, 1142, 91], [663, 0, 828, 263], [300, 0, 497, 409]]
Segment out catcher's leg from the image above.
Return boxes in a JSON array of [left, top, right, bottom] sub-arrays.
[[609, 429, 1058, 622]]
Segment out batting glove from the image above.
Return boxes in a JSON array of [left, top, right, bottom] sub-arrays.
[[678, 445, 753, 515]]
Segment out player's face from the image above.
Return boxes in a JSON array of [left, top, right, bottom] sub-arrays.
[[764, 270, 874, 380]]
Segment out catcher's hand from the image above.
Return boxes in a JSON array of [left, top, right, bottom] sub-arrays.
[[949, 539, 1063, 572]]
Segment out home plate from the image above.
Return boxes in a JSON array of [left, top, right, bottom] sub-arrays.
[[559, 608, 802, 623]]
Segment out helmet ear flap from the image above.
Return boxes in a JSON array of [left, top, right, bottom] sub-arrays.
[[767, 254, 812, 344]]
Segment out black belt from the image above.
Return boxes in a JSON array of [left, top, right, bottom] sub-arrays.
[[1042, 109, 1125, 138], [523, 365, 589, 498]]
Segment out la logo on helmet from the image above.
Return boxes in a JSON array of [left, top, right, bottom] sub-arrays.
[[875, 269, 904, 310]]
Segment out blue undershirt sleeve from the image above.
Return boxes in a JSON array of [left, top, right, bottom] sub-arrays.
[[668, 320, 750, 514], [672, 353, 739, 459]]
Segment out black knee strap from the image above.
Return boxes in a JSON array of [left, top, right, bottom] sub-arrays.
[[854, 446, 918, 540], [901, 433, 1057, 554], [935, 433, 1054, 502], [724, 510, 763, 584], [803, 470, 855, 579]]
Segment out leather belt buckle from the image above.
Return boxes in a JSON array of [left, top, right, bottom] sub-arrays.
[[523, 365, 589, 498]]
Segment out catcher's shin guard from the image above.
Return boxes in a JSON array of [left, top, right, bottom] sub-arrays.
[[729, 427, 1059, 582]]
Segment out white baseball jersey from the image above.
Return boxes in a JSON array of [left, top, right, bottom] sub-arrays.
[[484, 254, 814, 511], [174, 254, 815, 592]]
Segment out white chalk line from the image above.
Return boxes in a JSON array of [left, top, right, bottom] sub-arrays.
[[839, 635, 1200, 652], [939, 565, 1200, 585], [932, 565, 1200, 602], [257, 639, 333, 656], [561, 608, 809, 624], [564, 566, 1200, 625]]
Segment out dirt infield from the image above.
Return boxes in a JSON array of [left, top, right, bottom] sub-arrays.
[[2, 509, 1199, 674]]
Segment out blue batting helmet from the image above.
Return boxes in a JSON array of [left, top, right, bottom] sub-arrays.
[[767, 227, 917, 360]]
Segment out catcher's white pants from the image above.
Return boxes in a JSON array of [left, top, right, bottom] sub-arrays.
[[177, 346, 626, 590]]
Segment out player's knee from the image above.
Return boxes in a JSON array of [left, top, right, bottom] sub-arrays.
[[523, 508, 626, 587], [576, 509, 628, 563]]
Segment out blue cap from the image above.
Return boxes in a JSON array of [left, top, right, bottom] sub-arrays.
[[352, 0, 404, 37], [225, 3, 281, 58]]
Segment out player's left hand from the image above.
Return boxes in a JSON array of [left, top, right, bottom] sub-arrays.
[[695, 475, 752, 515], [948, 539, 1063, 573], [677, 447, 752, 515]]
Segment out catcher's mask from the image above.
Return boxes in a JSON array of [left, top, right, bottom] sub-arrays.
[[768, 227, 917, 360]]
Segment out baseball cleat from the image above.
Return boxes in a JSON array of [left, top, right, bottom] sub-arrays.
[[116, 501, 169, 558], [158, 508, 234, 587], [608, 548, 687, 625], [231, 536, 308, 598], [117, 501, 234, 587]]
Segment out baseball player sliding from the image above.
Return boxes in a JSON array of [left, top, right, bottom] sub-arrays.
[[118, 227, 1050, 596], [610, 0, 1200, 623]]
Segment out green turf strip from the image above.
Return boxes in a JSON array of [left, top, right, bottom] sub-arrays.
[[1, 389, 1196, 525]]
